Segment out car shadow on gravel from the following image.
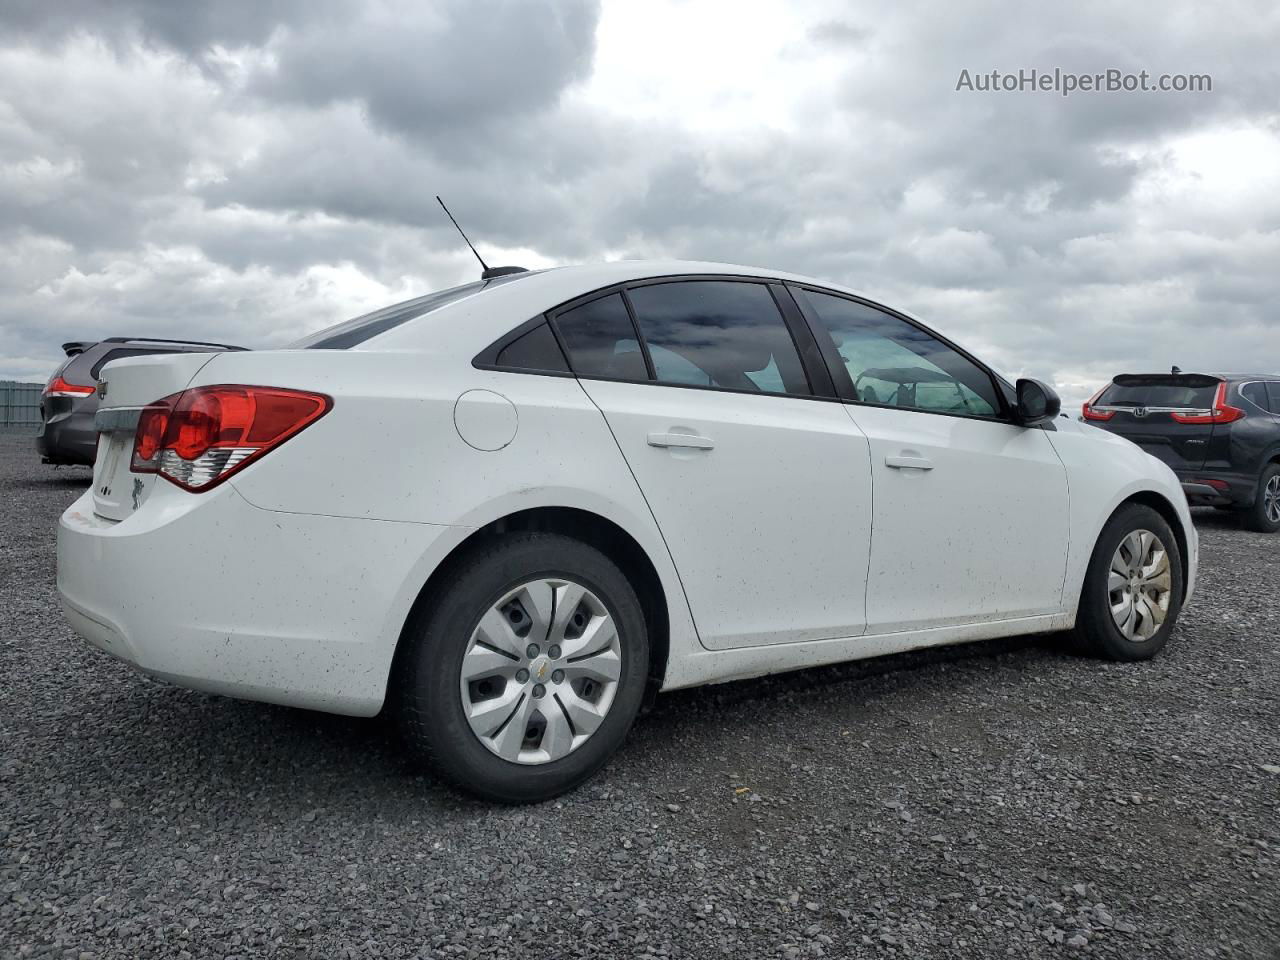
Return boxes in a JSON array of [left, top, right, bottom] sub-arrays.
[[646, 632, 1057, 720], [5, 471, 92, 490], [51, 630, 1066, 816], [1188, 506, 1247, 531]]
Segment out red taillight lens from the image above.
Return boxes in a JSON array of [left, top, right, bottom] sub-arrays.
[[1170, 382, 1245, 424], [170, 390, 221, 460], [44, 375, 96, 398], [1081, 386, 1114, 421], [130, 402, 172, 472], [129, 385, 331, 491]]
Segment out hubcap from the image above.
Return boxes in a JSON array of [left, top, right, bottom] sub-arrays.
[[459, 578, 622, 765], [1264, 475, 1280, 524], [1107, 529, 1172, 642]]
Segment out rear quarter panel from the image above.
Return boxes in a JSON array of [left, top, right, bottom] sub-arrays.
[[186, 349, 703, 682]]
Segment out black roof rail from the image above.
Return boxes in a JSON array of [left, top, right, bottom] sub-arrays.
[[101, 337, 248, 350]]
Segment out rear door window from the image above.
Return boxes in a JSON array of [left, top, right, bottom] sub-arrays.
[[1267, 382, 1280, 414], [1241, 382, 1270, 412], [624, 280, 811, 395], [553, 293, 650, 382]]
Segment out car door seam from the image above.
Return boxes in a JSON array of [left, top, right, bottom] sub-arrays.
[[1043, 431, 1075, 611], [838, 403, 876, 639], [571, 378, 708, 652]]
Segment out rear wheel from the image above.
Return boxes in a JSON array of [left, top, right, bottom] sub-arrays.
[[396, 533, 649, 803], [1072, 504, 1184, 661], [1242, 464, 1280, 533]]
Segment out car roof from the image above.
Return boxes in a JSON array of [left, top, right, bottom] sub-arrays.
[[504, 259, 873, 299], [356, 258, 996, 369]]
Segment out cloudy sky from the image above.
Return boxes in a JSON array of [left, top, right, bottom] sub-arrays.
[[1, 0, 1277, 405]]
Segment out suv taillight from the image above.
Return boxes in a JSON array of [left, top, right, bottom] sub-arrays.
[[130, 385, 332, 491], [44, 375, 96, 398], [1170, 382, 1245, 424], [1081, 386, 1114, 421]]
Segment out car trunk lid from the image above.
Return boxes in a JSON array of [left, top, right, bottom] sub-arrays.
[[1084, 373, 1222, 471], [90, 352, 221, 521]]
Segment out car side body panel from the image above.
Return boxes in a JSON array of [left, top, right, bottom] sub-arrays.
[[844, 405, 1071, 633], [1218, 380, 1280, 505], [1047, 418, 1198, 614], [193, 348, 705, 692], [578, 378, 875, 650], [58, 479, 450, 715]]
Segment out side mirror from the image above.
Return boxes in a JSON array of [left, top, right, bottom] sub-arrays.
[[1015, 378, 1061, 426]]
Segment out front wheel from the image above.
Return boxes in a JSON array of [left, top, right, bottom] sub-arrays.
[[1242, 464, 1280, 533], [396, 533, 649, 803], [1071, 504, 1184, 661]]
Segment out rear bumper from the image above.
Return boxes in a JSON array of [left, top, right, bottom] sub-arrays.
[[36, 409, 98, 465], [57, 484, 457, 716], [1176, 470, 1257, 507], [1180, 481, 1233, 507]]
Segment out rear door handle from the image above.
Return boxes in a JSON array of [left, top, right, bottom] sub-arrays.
[[886, 455, 933, 470], [647, 432, 715, 450]]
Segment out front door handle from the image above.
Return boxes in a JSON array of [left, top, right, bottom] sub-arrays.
[[647, 432, 715, 450], [886, 455, 934, 470]]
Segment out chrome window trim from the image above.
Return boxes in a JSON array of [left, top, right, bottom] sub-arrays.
[[1237, 380, 1279, 415]]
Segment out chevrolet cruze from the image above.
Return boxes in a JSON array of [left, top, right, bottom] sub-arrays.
[[57, 261, 1197, 802]]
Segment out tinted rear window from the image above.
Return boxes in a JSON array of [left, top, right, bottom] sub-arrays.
[[553, 294, 649, 381], [292, 272, 535, 350], [626, 281, 810, 395], [1099, 381, 1217, 407], [494, 322, 570, 373], [1241, 382, 1270, 411]]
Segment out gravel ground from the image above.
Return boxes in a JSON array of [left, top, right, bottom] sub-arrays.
[[2, 432, 1278, 960]]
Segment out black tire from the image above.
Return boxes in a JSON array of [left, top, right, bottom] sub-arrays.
[[1241, 463, 1280, 533], [1071, 503, 1184, 661], [396, 532, 649, 803]]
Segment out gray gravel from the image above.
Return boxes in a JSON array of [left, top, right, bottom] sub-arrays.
[[2, 433, 1278, 959]]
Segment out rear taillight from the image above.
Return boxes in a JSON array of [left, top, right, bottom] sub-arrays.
[[44, 375, 96, 398], [1081, 386, 1114, 421], [130, 385, 331, 491], [1170, 382, 1245, 424]]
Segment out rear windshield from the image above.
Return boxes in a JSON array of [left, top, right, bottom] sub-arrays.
[[290, 272, 537, 350], [1100, 380, 1217, 408]]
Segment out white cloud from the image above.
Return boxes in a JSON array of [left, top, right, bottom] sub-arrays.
[[0, 0, 1277, 405]]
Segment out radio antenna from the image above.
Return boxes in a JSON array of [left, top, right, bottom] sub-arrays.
[[436, 196, 491, 273], [435, 196, 530, 281]]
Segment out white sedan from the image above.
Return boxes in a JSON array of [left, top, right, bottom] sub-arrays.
[[58, 260, 1197, 801]]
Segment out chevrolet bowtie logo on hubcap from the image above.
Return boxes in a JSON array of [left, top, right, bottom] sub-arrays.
[[531, 657, 551, 681]]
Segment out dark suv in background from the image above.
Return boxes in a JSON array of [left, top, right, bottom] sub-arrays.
[[1083, 372, 1280, 532], [38, 337, 245, 466]]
